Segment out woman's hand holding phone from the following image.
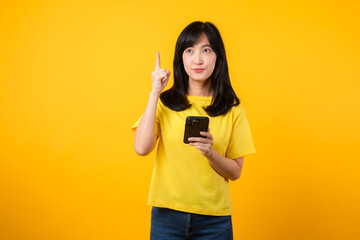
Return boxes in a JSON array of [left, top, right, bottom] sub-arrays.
[[188, 129, 214, 158], [151, 51, 171, 96]]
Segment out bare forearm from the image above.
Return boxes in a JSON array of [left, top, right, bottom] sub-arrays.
[[207, 149, 242, 181], [188, 131, 243, 181], [134, 52, 170, 156], [134, 91, 159, 156]]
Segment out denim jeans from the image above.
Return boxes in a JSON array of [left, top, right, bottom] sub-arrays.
[[150, 207, 233, 240]]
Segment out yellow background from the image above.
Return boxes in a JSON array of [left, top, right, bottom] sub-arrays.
[[1, 0, 359, 239]]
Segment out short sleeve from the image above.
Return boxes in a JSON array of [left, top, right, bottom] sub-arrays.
[[225, 105, 256, 159], [131, 101, 161, 137]]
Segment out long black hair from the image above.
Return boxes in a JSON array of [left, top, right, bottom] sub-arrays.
[[160, 21, 240, 117]]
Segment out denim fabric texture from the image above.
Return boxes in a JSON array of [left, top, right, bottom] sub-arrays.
[[150, 207, 233, 240]]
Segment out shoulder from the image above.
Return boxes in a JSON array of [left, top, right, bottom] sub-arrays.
[[233, 103, 245, 112], [229, 103, 245, 117], [157, 97, 166, 110], [156, 97, 171, 116], [224, 104, 248, 125]]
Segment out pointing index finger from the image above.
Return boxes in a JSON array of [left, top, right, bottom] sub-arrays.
[[155, 51, 160, 70]]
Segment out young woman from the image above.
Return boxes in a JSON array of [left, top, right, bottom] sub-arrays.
[[132, 21, 255, 240]]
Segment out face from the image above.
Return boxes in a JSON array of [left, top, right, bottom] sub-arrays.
[[182, 33, 217, 84]]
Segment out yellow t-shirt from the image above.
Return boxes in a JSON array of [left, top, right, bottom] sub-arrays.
[[132, 95, 256, 216]]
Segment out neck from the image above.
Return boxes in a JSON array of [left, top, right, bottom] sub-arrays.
[[187, 78, 213, 97]]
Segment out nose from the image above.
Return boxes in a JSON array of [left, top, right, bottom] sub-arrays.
[[193, 51, 203, 65]]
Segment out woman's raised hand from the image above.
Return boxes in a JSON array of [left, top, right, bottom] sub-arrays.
[[151, 51, 171, 96]]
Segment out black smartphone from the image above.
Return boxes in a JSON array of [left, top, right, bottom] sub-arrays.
[[183, 116, 209, 144]]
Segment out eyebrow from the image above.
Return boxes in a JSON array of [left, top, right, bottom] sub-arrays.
[[188, 44, 212, 48]]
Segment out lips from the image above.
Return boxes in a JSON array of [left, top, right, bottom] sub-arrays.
[[193, 68, 205, 73]]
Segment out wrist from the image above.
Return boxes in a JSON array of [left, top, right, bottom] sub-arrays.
[[206, 148, 216, 160], [150, 90, 160, 98]]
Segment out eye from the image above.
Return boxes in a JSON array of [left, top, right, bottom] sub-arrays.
[[204, 48, 211, 53], [185, 49, 193, 53]]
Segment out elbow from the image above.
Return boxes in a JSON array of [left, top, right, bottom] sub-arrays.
[[134, 141, 154, 156], [134, 137, 151, 156], [229, 176, 239, 181], [134, 146, 150, 156], [229, 164, 243, 181], [134, 134, 156, 156], [229, 171, 241, 181]]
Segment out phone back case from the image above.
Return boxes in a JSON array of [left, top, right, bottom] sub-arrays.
[[183, 116, 209, 144]]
